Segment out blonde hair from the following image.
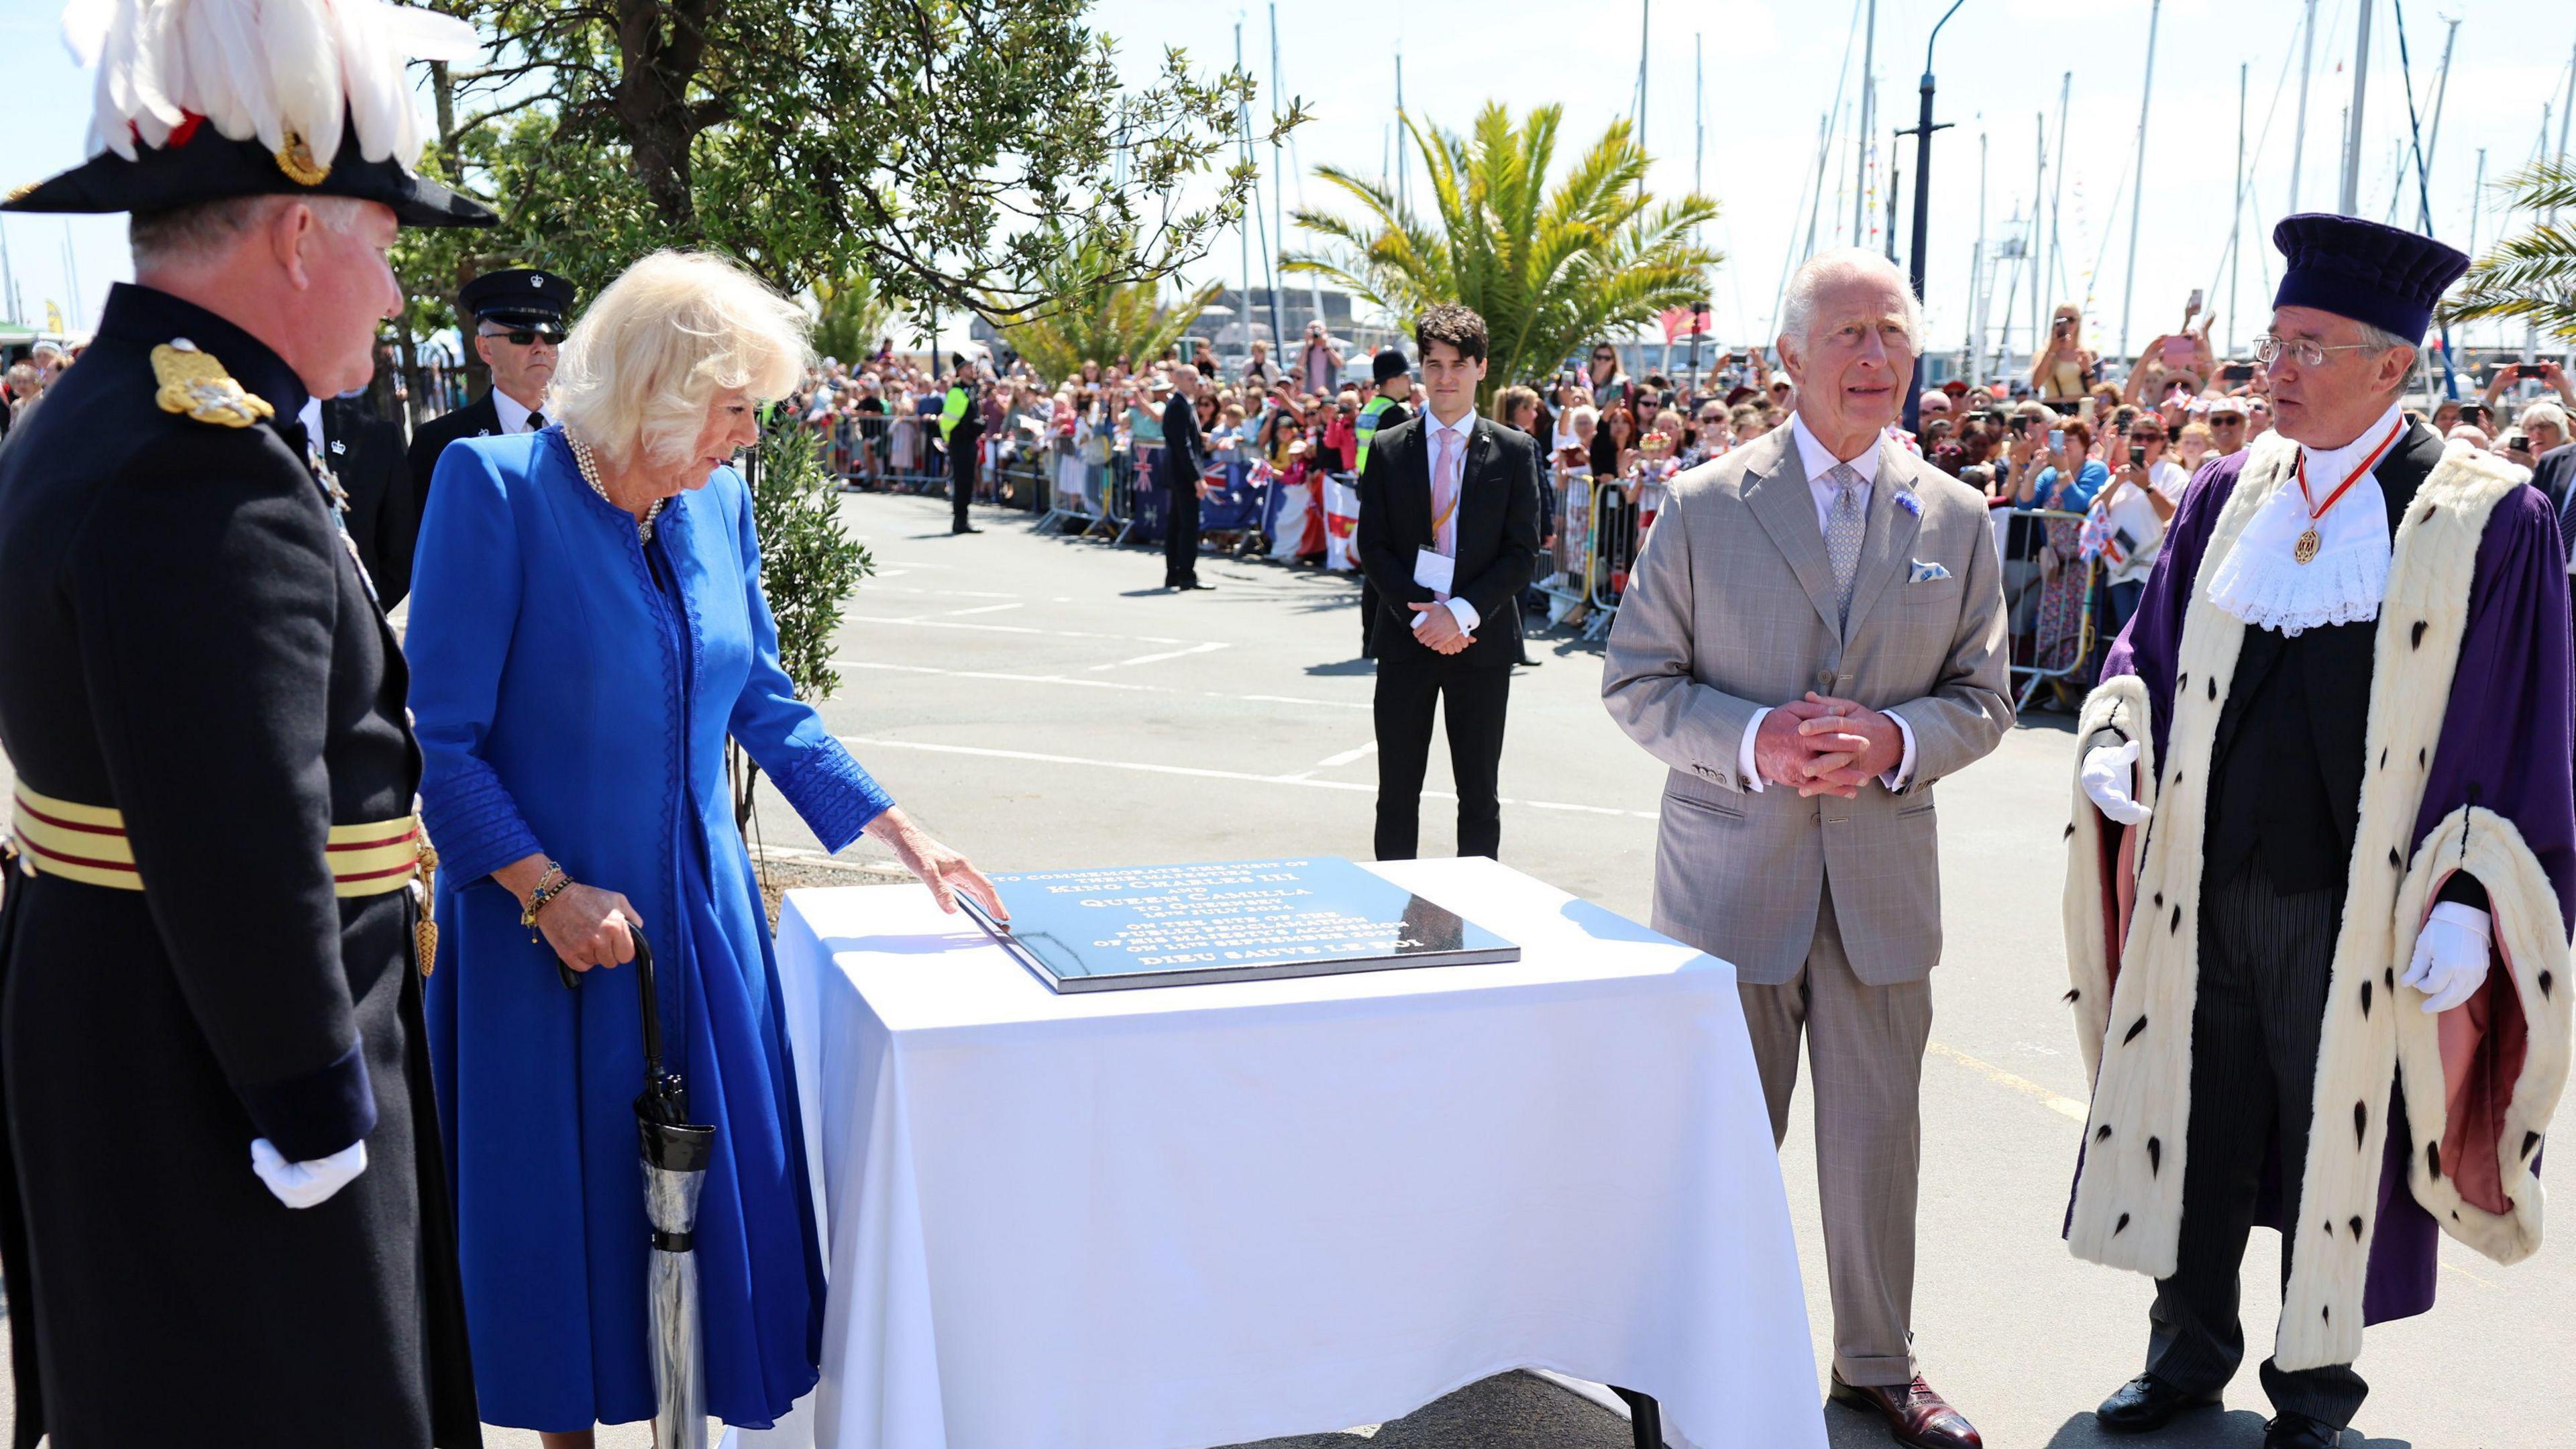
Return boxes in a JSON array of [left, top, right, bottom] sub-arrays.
[[551, 250, 810, 470]]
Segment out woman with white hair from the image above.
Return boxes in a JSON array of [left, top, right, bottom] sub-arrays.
[[408, 250, 1003, 1445]]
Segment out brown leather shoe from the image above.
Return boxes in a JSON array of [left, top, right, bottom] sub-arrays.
[[1829, 1371, 1984, 1449]]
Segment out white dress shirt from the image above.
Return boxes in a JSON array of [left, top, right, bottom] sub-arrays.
[[492, 387, 543, 435], [1736, 412, 1917, 793], [1411, 406, 1483, 637]]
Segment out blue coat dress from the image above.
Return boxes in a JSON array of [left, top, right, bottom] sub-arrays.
[[409, 427, 891, 1431]]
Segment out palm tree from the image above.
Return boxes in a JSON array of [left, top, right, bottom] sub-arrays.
[[2439, 161, 2576, 341], [1004, 230, 1223, 384], [1285, 103, 1720, 407]]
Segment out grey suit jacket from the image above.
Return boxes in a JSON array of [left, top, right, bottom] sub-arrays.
[[1601, 425, 2012, 985]]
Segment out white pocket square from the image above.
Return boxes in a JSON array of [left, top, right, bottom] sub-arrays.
[[1909, 559, 1953, 582]]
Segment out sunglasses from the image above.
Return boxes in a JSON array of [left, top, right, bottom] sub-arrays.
[[480, 326, 564, 346]]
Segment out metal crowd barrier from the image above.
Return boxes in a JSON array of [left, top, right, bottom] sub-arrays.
[[1996, 506, 2104, 714]]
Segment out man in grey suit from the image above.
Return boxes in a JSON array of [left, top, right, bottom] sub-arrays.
[[1603, 248, 2011, 1449]]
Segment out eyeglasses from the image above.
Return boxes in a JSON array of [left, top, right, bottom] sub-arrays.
[[1592, 352, 1616, 362], [480, 327, 564, 347], [2252, 334, 2381, 368]]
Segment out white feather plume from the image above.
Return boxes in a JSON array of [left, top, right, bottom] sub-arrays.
[[64, 0, 480, 171]]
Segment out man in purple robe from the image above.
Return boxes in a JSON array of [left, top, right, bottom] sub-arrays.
[[2059, 214, 2575, 1449]]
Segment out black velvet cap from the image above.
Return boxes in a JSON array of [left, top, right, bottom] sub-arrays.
[[2271, 213, 2469, 343], [1372, 347, 1411, 384], [3, 112, 495, 229]]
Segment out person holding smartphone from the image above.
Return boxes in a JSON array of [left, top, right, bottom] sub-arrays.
[[2033, 303, 2099, 404], [2479, 358, 2573, 413], [2090, 418, 2186, 633]]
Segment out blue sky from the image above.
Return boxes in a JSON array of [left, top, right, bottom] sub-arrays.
[[5, 0, 2566, 362]]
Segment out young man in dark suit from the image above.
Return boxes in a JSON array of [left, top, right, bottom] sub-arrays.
[[1159, 363, 1214, 589], [1354, 305, 1542, 859]]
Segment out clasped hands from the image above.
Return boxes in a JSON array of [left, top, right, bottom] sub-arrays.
[[1407, 600, 1471, 655], [1754, 692, 1902, 798]]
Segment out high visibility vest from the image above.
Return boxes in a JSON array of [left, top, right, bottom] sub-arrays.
[[938, 384, 970, 441], [1354, 394, 1403, 474]]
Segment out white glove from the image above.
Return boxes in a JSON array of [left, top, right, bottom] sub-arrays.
[[2080, 740, 2152, 826], [250, 1136, 368, 1210], [2402, 902, 2493, 1014]]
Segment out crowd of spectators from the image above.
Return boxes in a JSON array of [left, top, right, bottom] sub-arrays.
[[706, 309, 2576, 676]]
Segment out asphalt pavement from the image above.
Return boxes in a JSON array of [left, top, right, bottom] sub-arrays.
[[1, 488, 2558, 1447]]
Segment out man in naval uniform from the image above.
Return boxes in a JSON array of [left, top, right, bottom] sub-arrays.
[[405, 266, 572, 521], [2062, 215, 2575, 1449], [0, 1, 495, 1442]]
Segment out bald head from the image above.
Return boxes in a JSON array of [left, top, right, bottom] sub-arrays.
[[1170, 363, 1202, 399]]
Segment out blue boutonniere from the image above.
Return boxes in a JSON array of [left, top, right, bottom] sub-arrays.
[[1894, 488, 1923, 517]]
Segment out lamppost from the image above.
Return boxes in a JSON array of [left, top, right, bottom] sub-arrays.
[[1898, 0, 1967, 438]]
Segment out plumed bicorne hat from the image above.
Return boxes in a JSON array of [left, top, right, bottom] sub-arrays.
[[3, 0, 495, 229], [2271, 213, 2469, 344]]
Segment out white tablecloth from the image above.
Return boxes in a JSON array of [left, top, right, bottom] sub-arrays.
[[737, 857, 1823, 1449]]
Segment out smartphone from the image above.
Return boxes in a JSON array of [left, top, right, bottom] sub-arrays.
[[2161, 336, 2195, 370], [2220, 362, 2256, 383], [2185, 288, 2203, 315], [2129, 444, 2147, 468], [2519, 364, 2547, 379], [2506, 433, 2530, 453], [2047, 428, 2065, 452]]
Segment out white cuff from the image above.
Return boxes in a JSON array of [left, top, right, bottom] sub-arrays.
[[250, 1136, 368, 1210], [2428, 900, 2492, 936], [1882, 711, 1919, 791], [1739, 707, 1771, 793], [1442, 597, 1481, 634]]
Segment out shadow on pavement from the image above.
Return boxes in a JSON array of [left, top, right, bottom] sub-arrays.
[[2037, 1407, 2414, 1448], [1303, 658, 1377, 677]]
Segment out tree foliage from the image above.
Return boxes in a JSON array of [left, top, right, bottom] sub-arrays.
[[1001, 230, 1222, 382], [2439, 162, 2576, 342], [402, 0, 1291, 318], [1285, 103, 1720, 406], [812, 270, 893, 365]]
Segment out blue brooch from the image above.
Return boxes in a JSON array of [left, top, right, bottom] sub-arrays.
[[1895, 489, 1923, 517]]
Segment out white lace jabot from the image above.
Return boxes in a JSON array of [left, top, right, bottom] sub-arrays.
[[2205, 405, 2408, 636]]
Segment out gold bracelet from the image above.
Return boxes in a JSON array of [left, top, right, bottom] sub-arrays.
[[521, 863, 570, 935]]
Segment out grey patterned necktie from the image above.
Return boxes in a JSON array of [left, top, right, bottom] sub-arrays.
[[1823, 463, 1868, 626]]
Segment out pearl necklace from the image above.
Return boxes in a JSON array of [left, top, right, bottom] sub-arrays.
[[568, 433, 665, 544]]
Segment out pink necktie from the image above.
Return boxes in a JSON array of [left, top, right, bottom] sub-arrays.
[[1432, 428, 1461, 563]]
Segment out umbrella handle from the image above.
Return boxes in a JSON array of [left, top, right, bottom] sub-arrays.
[[555, 920, 665, 1087]]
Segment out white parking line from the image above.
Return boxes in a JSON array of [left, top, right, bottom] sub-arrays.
[[837, 735, 1659, 819], [936, 602, 1026, 618], [1087, 641, 1230, 672], [1315, 741, 1378, 768], [835, 659, 1373, 710], [842, 612, 1201, 647]]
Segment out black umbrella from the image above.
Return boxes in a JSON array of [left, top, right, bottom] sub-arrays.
[[567, 925, 712, 1449]]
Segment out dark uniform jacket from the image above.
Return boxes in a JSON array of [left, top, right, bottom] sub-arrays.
[[324, 394, 420, 609], [0, 283, 478, 1446], [1354, 413, 1544, 669], [405, 390, 501, 525]]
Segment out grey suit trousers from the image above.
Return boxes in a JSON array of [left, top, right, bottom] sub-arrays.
[[1737, 880, 1933, 1389]]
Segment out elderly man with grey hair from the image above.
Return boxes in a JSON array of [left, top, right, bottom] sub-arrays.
[[1602, 246, 2009, 1449]]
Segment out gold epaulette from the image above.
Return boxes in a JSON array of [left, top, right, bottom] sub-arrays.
[[151, 338, 274, 428]]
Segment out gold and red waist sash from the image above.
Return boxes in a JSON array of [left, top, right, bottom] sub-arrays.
[[7, 784, 441, 971]]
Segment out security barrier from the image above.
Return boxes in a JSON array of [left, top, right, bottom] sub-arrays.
[[1996, 506, 2103, 714]]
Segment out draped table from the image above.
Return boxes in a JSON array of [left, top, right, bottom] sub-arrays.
[[733, 856, 1823, 1449]]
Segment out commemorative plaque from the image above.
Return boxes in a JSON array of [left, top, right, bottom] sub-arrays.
[[955, 857, 1520, 993]]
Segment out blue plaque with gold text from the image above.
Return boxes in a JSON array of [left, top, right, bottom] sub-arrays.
[[956, 857, 1520, 993]]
